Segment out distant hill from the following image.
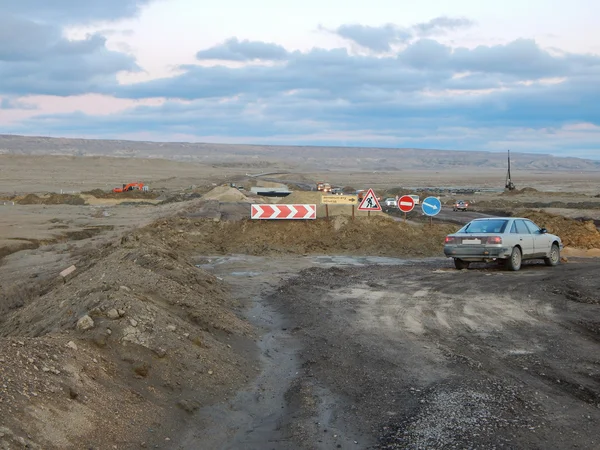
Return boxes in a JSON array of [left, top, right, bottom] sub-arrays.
[[1, 134, 598, 172]]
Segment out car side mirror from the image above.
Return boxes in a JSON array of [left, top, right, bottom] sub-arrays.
[[540, 227, 547, 234]]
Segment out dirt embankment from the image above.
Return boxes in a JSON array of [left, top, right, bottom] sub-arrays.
[[142, 214, 457, 258], [520, 210, 600, 249], [82, 189, 160, 200], [0, 227, 256, 449], [0, 190, 160, 205], [15, 193, 86, 205]]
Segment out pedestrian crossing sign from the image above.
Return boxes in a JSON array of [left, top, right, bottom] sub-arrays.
[[357, 188, 382, 211]]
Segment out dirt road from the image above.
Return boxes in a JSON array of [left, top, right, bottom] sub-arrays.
[[180, 255, 600, 449], [2, 185, 600, 449]]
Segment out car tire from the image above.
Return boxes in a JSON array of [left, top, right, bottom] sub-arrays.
[[544, 243, 560, 266], [454, 258, 470, 270], [506, 247, 522, 271]]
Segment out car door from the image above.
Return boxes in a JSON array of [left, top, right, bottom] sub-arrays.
[[511, 219, 535, 257], [524, 219, 550, 257]]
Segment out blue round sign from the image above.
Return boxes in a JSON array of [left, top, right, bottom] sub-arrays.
[[421, 196, 441, 216]]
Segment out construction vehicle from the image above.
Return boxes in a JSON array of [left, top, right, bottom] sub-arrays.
[[113, 182, 145, 193], [505, 150, 515, 191], [316, 181, 332, 193]]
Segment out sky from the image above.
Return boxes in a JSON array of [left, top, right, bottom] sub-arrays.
[[0, 0, 599, 159]]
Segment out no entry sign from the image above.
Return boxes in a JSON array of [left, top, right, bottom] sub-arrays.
[[397, 195, 415, 213]]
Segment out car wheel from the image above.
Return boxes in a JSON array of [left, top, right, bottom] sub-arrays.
[[506, 247, 522, 271], [544, 243, 560, 266], [454, 258, 470, 270]]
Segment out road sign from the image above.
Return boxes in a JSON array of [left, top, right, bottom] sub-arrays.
[[397, 195, 415, 213], [321, 195, 358, 205], [251, 204, 316, 219], [421, 196, 441, 216], [357, 188, 381, 211]]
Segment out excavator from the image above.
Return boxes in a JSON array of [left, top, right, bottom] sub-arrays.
[[113, 182, 145, 193]]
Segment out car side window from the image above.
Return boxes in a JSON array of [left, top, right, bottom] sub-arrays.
[[515, 220, 530, 234], [524, 220, 540, 233], [510, 222, 518, 233]]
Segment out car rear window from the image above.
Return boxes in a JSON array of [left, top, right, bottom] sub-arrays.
[[462, 219, 508, 233]]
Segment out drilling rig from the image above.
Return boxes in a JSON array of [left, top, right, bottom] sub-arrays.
[[505, 150, 515, 191]]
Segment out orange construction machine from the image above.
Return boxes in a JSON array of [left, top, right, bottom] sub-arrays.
[[316, 181, 332, 193], [113, 182, 144, 193]]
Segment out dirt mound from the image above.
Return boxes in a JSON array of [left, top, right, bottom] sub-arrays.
[[144, 215, 456, 257], [502, 187, 539, 196], [521, 210, 600, 249], [17, 193, 86, 205], [0, 230, 256, 449], [82, 189, 159, 200], [280, 191, 324, 204], [201, 186, 250, 202]]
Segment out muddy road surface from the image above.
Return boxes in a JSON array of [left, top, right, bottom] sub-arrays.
[[177, 255, 600, 450]]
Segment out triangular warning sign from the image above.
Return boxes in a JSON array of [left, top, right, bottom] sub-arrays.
[[357, 188, 382, 211]]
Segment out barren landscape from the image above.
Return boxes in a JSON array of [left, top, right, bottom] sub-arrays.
[[1, 135, 599, 449]]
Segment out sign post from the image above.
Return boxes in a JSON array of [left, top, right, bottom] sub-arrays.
[[421, 196, 441, 225], [321, 194, 358, 220]]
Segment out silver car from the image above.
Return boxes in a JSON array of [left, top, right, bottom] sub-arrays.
[[444, 217, 563, 271]]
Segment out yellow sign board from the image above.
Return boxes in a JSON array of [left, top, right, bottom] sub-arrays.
[[321, 195, 358, 205]]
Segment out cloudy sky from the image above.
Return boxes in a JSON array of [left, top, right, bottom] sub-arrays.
[[1, 0, 599, 159]]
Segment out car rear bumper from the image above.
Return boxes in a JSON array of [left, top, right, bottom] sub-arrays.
[[444, 245, 511, 261]]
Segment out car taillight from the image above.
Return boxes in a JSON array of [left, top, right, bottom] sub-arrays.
[[445, 236, 456, 244], [486, 236, 502, 244]]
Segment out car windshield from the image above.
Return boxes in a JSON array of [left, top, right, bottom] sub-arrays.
[[461, 219, 509, 234]]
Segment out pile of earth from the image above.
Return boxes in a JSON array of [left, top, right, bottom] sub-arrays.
[[200, 185, 251, 202], [16, 193, 85, 205], [142, 214, 457, 258], [151, 202, 600, 256], [9, 190, 160, 206], [502, 187, 539, 196], [82, 189, 160, 200], [521, 210, 600, 249], [0, 228, 256, 449]]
